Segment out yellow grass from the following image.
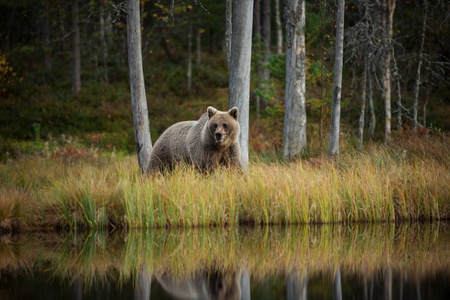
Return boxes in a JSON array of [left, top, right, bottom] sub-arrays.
[[0, 136, 449, 230]]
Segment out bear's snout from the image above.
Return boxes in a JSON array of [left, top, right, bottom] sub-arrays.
[[215, 132, 224, 143]]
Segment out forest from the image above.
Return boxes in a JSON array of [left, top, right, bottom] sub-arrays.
[[0, 0, 449, 230]]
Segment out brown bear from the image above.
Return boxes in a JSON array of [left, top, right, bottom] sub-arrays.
[[147, 106, 242, 174]]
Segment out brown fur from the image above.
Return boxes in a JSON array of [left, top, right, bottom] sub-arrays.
[[147, 106, 242, 174]]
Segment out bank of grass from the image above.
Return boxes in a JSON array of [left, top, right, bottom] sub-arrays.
[[0, 136, 449, 230]]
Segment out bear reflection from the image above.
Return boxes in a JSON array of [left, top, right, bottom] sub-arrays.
[[156, 270, 242, 300]]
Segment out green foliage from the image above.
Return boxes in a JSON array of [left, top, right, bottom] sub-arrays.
[[267, 54, 286, 81]]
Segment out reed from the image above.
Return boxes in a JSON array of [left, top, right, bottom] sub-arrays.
[[0, 137, 449, 230]]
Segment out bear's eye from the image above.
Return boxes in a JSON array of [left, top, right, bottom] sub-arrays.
[[223, 124, 227, 129], [213, 124, 218, 129]]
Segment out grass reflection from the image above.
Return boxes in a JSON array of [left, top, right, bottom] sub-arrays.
[[1, 224, 449, 290]]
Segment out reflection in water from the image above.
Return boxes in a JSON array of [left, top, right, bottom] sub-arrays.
[[333, 267, 342, 300], [0, 224, 449, 299], [135, 266, 151, 300], [287, 270, 307, 300], [155, 269, 242, 300]]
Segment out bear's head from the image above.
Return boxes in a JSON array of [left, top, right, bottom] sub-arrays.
[[207, 106, 240, 147]]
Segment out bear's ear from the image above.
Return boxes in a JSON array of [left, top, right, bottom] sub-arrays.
[[207, 106, 218, 119], [228, 107, 239, 120]]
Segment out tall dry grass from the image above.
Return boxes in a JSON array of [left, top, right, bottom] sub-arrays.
[[0, 136, 449, 230]]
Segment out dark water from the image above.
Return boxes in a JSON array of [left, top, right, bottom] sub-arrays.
[[1, 224, 449, 300]]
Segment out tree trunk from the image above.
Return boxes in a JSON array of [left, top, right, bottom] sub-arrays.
[[423, 86, 429, 128], [261, 0, 271, 82], [71, 0, 81, 95], [382, 0, 396, 142], [100, 0, 109, 83], [368, 62, 376, 139], [358, 55, 368, 151], [328, 0, 345, 157], [225, 0, 233, 71], [275, 0, 283, 54], [282, 0, 307, 160], [392, 51, 402, 130], [383, 26, 391, 141], [196, 27, 201, 65], [105, 11, 112, 40], [228, 0, 254, 171], [127, 0, 153, 173], [413, 0, 428, 132], [43, 0, 51, 72], [187, 24, 192, 92]]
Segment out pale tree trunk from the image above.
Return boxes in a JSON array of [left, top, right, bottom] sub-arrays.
[[392, 51, 402, 130], [261, 0, 271, 82], [71, 0, 81, 95], [228, 0, 254, 171], [333, 267, 342, 300], [196, 27, 201, 65], [127, 0, 153, 173], [382, 0, 396, 142], [187, 24, 192, 92], [225, 0, 233, 71], [99, 0, 109, 83], [358, 55, 368, 151], [358, 5, 370, 151], [286, 270, 307, 300], [413, 0, 428, 132], [423, 82, 430, 128], [282, 0, 307, 160], [275, 0, 283, 54], [423, 61, 431, 127], [328, 0, 345, 157], [383, 28, 391, 141], [105, 11, 112, 38], [368, 63, 376, 139]]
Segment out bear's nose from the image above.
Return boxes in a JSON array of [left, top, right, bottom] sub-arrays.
[[215, 132, 222, 139]]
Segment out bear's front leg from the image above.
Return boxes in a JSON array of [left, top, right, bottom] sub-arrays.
[[227, 143, 244, 172]]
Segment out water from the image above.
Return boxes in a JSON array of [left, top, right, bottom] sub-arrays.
[[1, 224, 449, 300]]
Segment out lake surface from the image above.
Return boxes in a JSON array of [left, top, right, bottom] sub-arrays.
[[1, 224, 449, 300]]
